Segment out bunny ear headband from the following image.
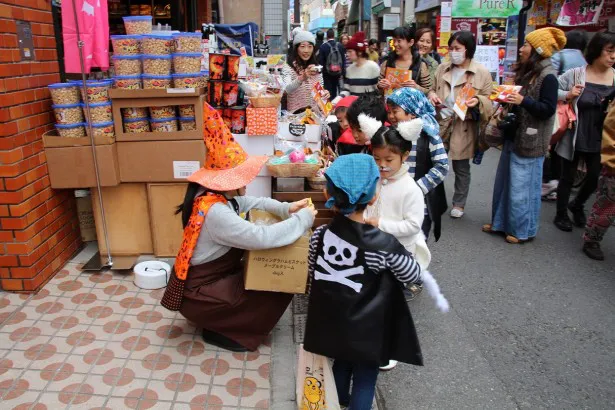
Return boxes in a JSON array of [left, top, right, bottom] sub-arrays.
[[357, 114, 424, 143]]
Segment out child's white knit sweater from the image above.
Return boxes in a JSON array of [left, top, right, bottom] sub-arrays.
[[364, 163, 432, 269]]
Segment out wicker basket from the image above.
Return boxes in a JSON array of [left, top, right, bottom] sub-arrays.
[[267, 162, 321, 178], [249, 94, 282, 108], [307, 176, 327, 190]]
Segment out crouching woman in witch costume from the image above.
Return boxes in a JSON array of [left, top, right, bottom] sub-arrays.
[[161, 104, 316, 352], [303, 154, 423, 410]]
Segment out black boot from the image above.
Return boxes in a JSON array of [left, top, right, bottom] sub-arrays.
[[582, 242, 604, 261], [568, 202, 587, 227], [202, 329, 249, 352], [554, 212, 573, 232]]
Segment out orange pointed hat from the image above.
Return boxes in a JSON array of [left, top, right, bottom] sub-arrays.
[[188, 103, 268, 191]]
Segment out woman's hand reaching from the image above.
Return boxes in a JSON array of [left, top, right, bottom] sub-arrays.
[[290, 198, 310, 214]]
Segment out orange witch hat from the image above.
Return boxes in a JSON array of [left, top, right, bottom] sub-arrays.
[[188, 103, 268, 191]]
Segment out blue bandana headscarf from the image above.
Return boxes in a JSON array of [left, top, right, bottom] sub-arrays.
[[324, 154, 380, 215], [387, 88, 440, 137]]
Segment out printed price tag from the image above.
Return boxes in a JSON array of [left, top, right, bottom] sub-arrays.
[[173, 161, 200, 179]]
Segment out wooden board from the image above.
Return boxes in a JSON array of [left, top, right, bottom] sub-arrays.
[[147, 183, 186, 257], [92, 183, 154, 255]]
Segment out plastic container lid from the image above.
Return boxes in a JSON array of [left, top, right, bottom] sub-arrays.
[[51, 103, 81, 109], [171, 73, 202, 77], [55, 122, 85, 129], [83, 80, 112, 86], [111, 34, 143, 40], [173, 32, 203, 38], [179, 116, 196, 121], [142, 54, 172, 59], [82, 101, 111, 107], [172, 52, 202, 57], [142, 74, 172, 79], [150, 117, 178, 123], [87, 121, 114, 127], [112, 54, 142, 59], [123, 16, 152, 21], [113, 75, 142, 79], [142, 33, 173, 39], [124, 116, 149, 123], [48, 83, 78, 89]]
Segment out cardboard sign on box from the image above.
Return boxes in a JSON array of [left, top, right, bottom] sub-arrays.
[[246, 106, 278, 136], [244, 209, 310, 294]]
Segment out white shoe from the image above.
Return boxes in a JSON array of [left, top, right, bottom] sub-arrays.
[[450, 207, 464, 218], [541, 180, 558, 197], [379, 360, 398, 371]]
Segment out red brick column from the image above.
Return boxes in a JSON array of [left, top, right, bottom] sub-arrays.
[[0, 1, 81, 292]]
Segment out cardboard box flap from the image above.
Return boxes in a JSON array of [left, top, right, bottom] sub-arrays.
[[43, 129, 114, 147]]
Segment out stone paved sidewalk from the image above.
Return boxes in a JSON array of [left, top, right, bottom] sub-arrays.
[[0, 246, 273, 409]]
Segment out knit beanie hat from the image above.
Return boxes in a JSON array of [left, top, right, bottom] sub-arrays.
[[525, 27, 567, 58], [293, 30, 316, 46], [345, 31, 367, 52]]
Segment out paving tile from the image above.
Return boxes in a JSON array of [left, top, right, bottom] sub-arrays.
[[0, 389, 41, 408], [19, 369, 50, 390], [211, 367, 244, 387], [209, 384, 240, 407], [44, 372, 87, 392], [218, 351, 250, 370], [88, 357, 128, 375], [148, 379, 178, 401], [239, 387, 270, 408], [82, 374, 114, 396], [108, 377, 149, 398], [37, 391, 67, 408]]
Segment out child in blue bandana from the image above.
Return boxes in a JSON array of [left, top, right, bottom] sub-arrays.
[[303, 154, 424, 410]]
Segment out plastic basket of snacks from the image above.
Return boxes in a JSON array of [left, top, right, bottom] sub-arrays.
[[240, 79, 282, 108], [307, 158, 330, 190], [266, 136, 320, 178], [248, 94, 282, 108]]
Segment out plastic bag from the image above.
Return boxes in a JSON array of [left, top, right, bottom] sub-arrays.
[[296, 345, 341, 410]]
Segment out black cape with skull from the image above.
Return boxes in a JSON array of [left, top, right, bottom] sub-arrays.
[[303, 215, 423, 367]]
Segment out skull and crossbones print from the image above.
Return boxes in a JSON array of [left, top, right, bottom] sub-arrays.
[[314, 230, 365, 293]]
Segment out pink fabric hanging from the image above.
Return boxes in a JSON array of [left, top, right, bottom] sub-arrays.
[[62, 0, 110, 73]]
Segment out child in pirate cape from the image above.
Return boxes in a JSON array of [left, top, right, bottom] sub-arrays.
[[303, 154, 424, 410]]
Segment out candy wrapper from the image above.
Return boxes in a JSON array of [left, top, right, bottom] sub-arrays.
[[239, 79, 268, 97], [311, 82, 333, 117], [490, 85, 522, 103]]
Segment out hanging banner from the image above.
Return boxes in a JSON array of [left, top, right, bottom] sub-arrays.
[[556, 0, 604, 26], [214, 23, 259, 56], [528, 0, 548, 26], [451, 0, 523, 18]]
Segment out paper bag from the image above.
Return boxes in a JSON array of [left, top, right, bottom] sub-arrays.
[[296, 345, 341, 410], [384, 67, 411, 96]]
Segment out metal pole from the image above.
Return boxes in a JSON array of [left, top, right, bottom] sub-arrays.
[[70, 0, 113, 269]]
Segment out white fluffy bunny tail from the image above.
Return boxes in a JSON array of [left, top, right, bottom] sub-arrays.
[[397, 118, 424, 143], [357, 113, 383, 139], [421, 270, 450, 312]]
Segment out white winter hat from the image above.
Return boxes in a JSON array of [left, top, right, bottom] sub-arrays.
[[293, 30, 316, 46]]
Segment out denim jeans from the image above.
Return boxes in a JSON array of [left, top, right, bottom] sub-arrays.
[[492, 141, 544, 240], [333, 360, 380, 410]]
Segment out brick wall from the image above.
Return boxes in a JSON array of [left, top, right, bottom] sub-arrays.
[[0, 0, 81, 292]]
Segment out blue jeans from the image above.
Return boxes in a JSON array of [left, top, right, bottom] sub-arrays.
[[492, 141, 545, 240], [333, 360, 380, 410]]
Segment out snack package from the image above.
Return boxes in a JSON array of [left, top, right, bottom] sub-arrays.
[[311, 82, 333, 117], [491, 85, 522, 103], [384, 67, 411, 96], [239, 79, 268, 97], [453, 82, 477, 121]]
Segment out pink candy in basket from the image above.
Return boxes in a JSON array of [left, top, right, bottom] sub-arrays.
[[289, 150, 306, 163]]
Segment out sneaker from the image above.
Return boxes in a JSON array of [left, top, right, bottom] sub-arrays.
[[450, 207, 464, 218], [404, 284, 423, 301], [582, 242, 604, 261], [554, 214, 573, 232], [568, 203, 587, 227], [546, 191, 557, 201], [379, 360, 398, 371], [541, 180, 558, 197]]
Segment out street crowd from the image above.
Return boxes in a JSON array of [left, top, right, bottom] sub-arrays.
[[162, 24, 615, 410]]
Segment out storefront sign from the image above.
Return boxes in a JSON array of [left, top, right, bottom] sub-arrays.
[[214, 23, 258, 56], [451, 18, 479, 37], [383, 14, 401, 30], [557, 0, 604, 26], [451, 0, 522, 18], [416, 0, 442, 13], [474, 45, 500, 82]]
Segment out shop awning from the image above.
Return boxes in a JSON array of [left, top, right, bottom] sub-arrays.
[[347, 0, 372, 25], [415, 0, 441, 13]]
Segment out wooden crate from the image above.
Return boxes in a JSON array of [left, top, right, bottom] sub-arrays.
[[271, 189, 333, 227], [147, 183, 187, 257]]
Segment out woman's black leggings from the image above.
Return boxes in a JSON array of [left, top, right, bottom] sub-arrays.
[[543, 146, 562, 182], [556, 151, 603, 214]]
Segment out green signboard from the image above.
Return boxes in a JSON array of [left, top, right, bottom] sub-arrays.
[[451, 0, 522, 18]]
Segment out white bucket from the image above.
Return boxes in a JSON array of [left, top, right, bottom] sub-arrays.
[[133, 261, 171, 290]]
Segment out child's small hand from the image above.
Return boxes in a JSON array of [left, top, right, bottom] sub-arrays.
[[364, 216, 379, 227]]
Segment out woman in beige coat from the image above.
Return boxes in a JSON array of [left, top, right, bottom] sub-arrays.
[[429, 32, 493, 218]]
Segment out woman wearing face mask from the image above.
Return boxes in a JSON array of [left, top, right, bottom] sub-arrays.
[[482, 28, 564, 244], [162, 104, 317, 352], [281, 30, 330, 113], [415, 28, 440, 82], [553, 32, 615, 232], [340, 31, 381, 97], [378, 26, 433, 95], [428, 31, 493, 219]]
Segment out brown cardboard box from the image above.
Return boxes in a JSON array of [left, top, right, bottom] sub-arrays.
[[91, 183, 154, 255], [244, 209, 310, 294], [43, 130, 115, 147], [117, 140, 205, 183], [109, 88, 205, 142], [147, 183, 186, 257], [45, 143, 120, 189], [75, 194, 96, 242]]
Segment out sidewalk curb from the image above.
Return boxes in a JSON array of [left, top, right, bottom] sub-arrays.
[[271, 307, 296, 410]]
